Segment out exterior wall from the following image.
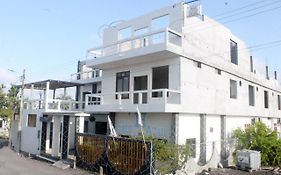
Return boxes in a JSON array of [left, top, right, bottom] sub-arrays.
[[180, 56, 281, 118], [102, 3, 183, 46], [21, 110, 43, 155], [99, 57, 180, 108], [115, 112, 173, 140]]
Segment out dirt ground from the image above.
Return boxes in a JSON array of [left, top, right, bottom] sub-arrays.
[[196, 168, 281, 175]]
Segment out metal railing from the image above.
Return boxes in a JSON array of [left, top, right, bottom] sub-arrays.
[[85, 89, 181, 106], [23, 99, 83, 112], [71, 69, 102, 81], [87, 28, 182, 59]]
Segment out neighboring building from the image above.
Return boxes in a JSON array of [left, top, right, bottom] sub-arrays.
[[14, 2, 281, 166]]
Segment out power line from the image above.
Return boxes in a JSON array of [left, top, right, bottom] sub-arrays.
[[211, 0, 278, 18], [215, 0, 281, 21]]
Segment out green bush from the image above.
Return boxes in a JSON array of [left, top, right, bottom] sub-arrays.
[[137, 136, 193, 174], [233, 122, 281, 167]]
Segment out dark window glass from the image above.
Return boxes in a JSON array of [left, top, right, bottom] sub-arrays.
[[264, 90, 269, 108], [116, 71, 130, 99], [230, 79, 237, 99], [152, 66, 169, 89], [230, 40, 238, 65], [249, 85, 255, 106], [28, 114, 37, 127]]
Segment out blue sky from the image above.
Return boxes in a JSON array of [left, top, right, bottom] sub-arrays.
[[0, 0, 281, 86]]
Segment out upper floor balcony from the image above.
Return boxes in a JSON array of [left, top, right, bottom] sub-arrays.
[[20, 80, 82, 114], [86, 28, 183, 69], [70, 69, 102, 84], [84, 88, 182, 113]]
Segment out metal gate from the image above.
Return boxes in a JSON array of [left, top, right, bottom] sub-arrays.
[[76, 133, 154, 175]]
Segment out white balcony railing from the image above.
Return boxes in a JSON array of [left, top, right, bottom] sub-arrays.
[[85, 89, 181, 107], [71, 69, 102, 81], [87, 28, 182, 59], [23, 99, 83, 112]]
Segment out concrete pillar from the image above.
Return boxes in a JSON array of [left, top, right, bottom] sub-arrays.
[[199, 114, 206, 165], [44, 81, 50, 111], [52, 116, 61, 157], [78, 116, 85, 133], [171, 113, 179, 144], [220, 115, 227, 167]]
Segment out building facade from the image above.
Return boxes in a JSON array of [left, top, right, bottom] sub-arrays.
[[14, 2, 281, 166]]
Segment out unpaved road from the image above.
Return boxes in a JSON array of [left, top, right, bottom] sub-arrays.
[[0, 139, 91, 175]]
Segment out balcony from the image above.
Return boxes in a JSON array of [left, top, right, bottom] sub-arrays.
[[86, 28, 183, 69], [84, 89, 181, 113], [70, 69, 102, 84], [20, 80, 82, 114], [23, 99, 82, 113]]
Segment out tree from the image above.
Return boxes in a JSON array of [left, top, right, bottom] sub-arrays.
[[0, 84, 19, 121], [233, 122, 281, 167]]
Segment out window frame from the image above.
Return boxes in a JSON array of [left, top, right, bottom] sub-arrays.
[[116, 71, 130, 99], [248, 85, 255, 106], [27, 114, 37, 127], [230, 39, 238, 65], [230, 79, 238, 99], [264, 90, 269, 109]]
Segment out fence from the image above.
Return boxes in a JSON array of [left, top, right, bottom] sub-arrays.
[[76, 133, 154, 175]]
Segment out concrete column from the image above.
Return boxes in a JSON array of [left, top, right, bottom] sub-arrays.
[[78, 116, 85, 133], [52, 116, 61, 157], [199, 114, 206, 165], [171, 113, 179, 144], [30, 84, 34, 100], [44, 81, 50, 111], [220, 115, 227, 167]]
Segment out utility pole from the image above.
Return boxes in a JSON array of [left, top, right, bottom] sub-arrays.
[[18, 69, 25, 152]]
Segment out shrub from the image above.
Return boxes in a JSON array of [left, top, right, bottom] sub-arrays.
[[233, 122, 281, 167]]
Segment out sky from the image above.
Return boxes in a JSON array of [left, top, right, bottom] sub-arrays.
[[0, 0, 281, 87]]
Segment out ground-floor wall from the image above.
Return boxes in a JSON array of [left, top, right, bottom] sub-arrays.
[[112, 112, 281, 165], [20, 111, 76, 158], [115, 112, 173, 140]]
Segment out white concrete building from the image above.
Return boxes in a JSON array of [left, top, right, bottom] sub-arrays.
[[15, 2, 281, 166], [72, 2, 281, 164]]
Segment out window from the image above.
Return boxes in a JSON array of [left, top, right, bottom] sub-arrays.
[[27, 114, 37, 127], [230, 79, 237, 99], [277, 95, 281, 110], [134, 76, 148, 104], [134, 27, 149, 48], [116, 71, 130, 99], [264, 90, 269, 109], [84, 120, 89, 133], [152, 66, 169, 97], [193, 61, 201, 68], [250, 56, 254, 73], [230, 40, 238, 65], [151, 15, 169, 30], [265, 66, 270, 80], [118, 27, 131, 40], [249, 85, 255, 106], [186, 138, 196, 158]]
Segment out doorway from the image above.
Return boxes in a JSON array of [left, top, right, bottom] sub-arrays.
[[134, 75, 148, 104]]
